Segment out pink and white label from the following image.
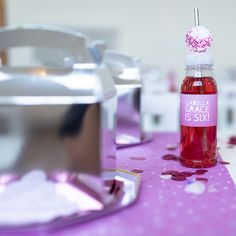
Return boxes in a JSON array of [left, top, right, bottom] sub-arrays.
[[180, 94, 217, 127]]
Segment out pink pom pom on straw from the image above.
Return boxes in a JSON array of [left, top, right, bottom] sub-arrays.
[[185, 8, 213, 53], [185, 26, 212, 53]]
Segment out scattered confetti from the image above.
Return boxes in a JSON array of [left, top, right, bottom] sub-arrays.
[[130, 156, 146, 161], [181, 172, 194, 177], [160, 168, 209, 182], [195, 169, 208, 175], [162, 154, 179, 161], [160, 174, 172, 180], [219, 161, 230, 165], [161, 170, 179, 176], [228, 136, 236, 145], [172, 173, 185, 177], [171, 176, 187, 181], [184, 181, 206, 194], [110, 132, 236, 236], [195, 177, 208, 182], [166, 144, 178, 150], [196, 169, 208, 173], [131, 169, 144, 173], [194, 172, 205, 176]]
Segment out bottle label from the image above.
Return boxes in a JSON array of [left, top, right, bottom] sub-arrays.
[[180, 94, 217, 127]]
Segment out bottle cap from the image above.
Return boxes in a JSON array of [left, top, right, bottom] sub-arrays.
[[186, 53, 213, 66]]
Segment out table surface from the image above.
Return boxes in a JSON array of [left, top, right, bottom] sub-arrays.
[[4, 133, 236, 236]]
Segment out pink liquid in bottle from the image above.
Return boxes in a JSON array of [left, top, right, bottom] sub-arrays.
[[180, 64, 217, 168]]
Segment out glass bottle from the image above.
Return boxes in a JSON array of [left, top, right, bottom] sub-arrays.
[[180, 53, 217, 168]]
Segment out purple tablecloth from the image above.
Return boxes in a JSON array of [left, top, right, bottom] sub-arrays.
[[4, 133, 236, 236]]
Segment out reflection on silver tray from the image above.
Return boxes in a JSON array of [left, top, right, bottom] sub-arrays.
[[0, 169, 140, 233]]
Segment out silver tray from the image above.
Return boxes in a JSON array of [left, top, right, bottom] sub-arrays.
[[0, 169, 140, 233]]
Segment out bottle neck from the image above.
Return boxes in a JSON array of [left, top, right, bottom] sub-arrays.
[[186, 65, 213, 78]]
